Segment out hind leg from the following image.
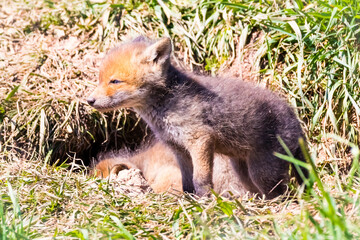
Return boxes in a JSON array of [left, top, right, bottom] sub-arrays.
[[247, 151, 290, 199], [231, 159, 260, 194]]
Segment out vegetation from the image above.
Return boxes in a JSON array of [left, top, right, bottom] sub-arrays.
[[0, 0, 359, 239]]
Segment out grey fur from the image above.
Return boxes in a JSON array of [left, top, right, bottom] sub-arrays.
[[91, 37, 308, 198], [136, 38, 307, 198]]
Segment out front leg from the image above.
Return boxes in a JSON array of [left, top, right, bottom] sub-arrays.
[[166, 141, 195, 193], [188, 138, 214, 196]]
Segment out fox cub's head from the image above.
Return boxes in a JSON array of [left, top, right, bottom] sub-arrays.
[[87, 36, 172, 111]]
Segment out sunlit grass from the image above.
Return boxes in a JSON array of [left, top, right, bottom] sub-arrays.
[[0, 0, 359, 239]]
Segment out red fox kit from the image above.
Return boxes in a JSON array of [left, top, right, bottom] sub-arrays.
[[93, 137, 247, 196], [88, 36, 308, 198], [94, 141, 183, 193]]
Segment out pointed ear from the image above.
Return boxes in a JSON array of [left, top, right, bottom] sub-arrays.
[[142, 37, 172, 64]]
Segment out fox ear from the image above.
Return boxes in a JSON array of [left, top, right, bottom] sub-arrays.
[[143, 37, 172, 64]]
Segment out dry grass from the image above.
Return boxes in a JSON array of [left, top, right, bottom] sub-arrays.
[[1, 0, 360, 239], [0, 0, 149, 165]]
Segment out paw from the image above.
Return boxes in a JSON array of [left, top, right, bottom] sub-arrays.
[[194, 182, 212, 197], [182, 184, 195, 194], [110, 163, 131, 176]]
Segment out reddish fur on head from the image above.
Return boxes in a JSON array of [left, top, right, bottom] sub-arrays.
[[87, 37, 172, 111], [99, 42, 147, 87]]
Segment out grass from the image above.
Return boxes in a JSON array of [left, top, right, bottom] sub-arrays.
[[0, 0, 359, 239]]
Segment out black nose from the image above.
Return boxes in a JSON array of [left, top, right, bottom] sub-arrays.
[[87, 97, 96, 106]]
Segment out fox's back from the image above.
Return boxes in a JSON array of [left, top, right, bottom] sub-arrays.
[[208, 77, 302, 145], [158, 72, 302, 156]]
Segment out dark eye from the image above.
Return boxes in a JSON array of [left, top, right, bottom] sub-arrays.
[[109, 79, 123, 84]]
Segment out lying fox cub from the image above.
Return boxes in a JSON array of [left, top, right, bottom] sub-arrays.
[[88, 36, 308, 198], [93, 136, 247, 196]]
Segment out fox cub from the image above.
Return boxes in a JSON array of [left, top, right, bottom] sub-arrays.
[[88, 36, 308, 198], [93, 140, 183, 193], [93, 137, 247, 196]]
